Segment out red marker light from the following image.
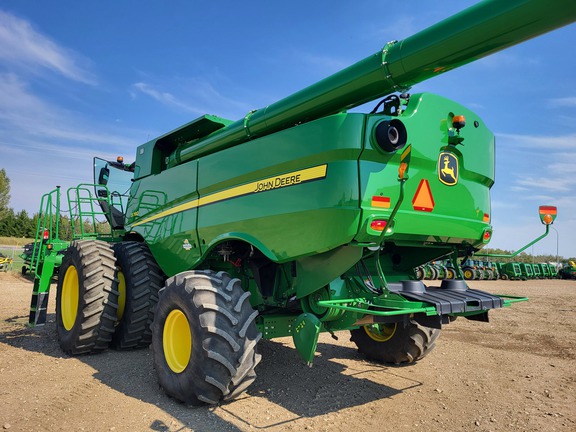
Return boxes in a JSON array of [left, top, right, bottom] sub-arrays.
[[370, 220, 387, 231], [43, 229, 49, 241]]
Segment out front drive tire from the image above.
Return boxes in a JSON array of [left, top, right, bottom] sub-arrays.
[[56, 240, 119, 355], [112, 242, 164, 350], [350, 319, 441, 364], [151, 270, 262, 405]]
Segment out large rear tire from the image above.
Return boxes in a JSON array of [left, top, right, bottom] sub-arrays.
[[56, 240, 119, 355], [151, 270, 262, 405], [111, 242, 164, 350], [350, 319, 440, 364]]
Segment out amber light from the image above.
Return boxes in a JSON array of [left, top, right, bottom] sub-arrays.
[[452, 115, 466, 130], [370, 220, 387, 231], [117, 156, 124, 163], [543, 214, 553, 225]]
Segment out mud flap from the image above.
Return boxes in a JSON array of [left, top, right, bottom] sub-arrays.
[[293, 313, 322, 366]]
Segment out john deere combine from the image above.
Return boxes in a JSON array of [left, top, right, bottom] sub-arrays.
[[28, 0, 572, 405]]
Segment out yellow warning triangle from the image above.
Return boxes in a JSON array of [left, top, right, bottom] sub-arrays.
[[412, 179, 435, 212]]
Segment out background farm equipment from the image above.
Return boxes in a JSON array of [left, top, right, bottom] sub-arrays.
[[560, 261, 576, 280], [0, 253, 12, 272], [25, 0, 573, 406]]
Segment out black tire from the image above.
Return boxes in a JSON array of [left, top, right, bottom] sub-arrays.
[[56, 240, 119, 355], [415, 267, 424, 280], [21, 265, 28, 275], [445, 267, 456, 279], [111, 242, 164, 350], [462, 267, 474, 280], [350, 319, 441, 364], [151, 270, 262, 405]]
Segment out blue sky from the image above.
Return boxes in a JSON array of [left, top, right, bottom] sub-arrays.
[[0, 1, 574, 259]]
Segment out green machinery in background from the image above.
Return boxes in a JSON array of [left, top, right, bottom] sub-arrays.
[[27, 0, 573, 405], [560, 261, 576, 280]]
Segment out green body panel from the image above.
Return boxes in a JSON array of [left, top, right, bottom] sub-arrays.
[[356, 93, 493, 247], [128, 93, 493, 281], [128, 114, 364, 275]]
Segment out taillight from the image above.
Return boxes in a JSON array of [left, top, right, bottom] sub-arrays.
[[43, 229, 49, 241], [370, 220, 387, 231]]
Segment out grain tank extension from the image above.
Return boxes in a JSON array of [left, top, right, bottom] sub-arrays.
[[28, 0, 573, 405]]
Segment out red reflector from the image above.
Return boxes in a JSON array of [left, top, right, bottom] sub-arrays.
[[539, 206, 557, 215], [371, 196, 391, 208], [483, 231, 491, 241], [370, 220, 387, 231], [412, 179, 435, 212]]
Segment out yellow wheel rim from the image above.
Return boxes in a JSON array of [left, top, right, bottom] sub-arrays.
[[61, 265, 79, 331], [464, 269, 473, 279], [116, 270, 126, 322], [163, 309, 192, 373], [364, 323, 397, 342]]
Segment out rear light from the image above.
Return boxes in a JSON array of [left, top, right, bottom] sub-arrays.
[[452, 115, 466, 131], [370, 220, 387, 231], [483, 230, 492, 242], [539, 206, 557, 225], [43, 229, 49, 241]]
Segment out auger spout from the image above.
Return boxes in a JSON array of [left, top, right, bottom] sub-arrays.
[[165, 0, 576, 167]]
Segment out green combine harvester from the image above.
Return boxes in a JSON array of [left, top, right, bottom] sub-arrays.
[[28, 0, 571, 405]]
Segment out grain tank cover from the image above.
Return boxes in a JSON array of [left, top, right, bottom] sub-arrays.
[[135, 114, 233, 179]]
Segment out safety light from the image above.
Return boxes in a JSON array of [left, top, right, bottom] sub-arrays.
[[483, 230, 491, 242], [46, 244, 53, 251], [370, 220, 387, 231], [539, 205, 557, 225], [117, 156, 124, 164], [452, 115, 466, 131], [42, 229, 49, 241]]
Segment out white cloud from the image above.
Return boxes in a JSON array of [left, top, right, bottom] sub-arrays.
[[0, 73, 135, 148], [0, 9, 96, 84], [514, 176, 571, 193], [131, 78, 252, 119], [132, 82, 206, 115], [497, 132, 576, 150], [548, 96, 576, 107]]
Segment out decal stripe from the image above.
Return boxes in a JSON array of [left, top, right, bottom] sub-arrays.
[[131, 164, 327, 227]]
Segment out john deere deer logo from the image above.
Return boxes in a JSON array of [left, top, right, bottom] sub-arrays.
[[438, 152, 458, 185]]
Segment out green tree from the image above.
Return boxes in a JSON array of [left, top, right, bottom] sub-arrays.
[[0, 168, 10, 220], [15, 210, 34, 238], [0, 208, 16, 236]]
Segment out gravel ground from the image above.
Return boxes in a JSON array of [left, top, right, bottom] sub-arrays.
[[1, 273, 575, 431]]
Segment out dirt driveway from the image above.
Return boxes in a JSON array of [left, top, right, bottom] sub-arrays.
[[0, 273, 575, 431]]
